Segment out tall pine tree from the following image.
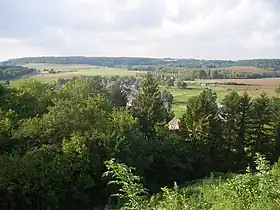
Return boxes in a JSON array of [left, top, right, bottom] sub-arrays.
[[132, 73, 168, 138], [235, 92, 251, 158], [270, 97, 280, 162], [249, 92, 273, 159], [220, 91, 251, 169], [179, 89, 222, 172], [220, 91, 240, 152]]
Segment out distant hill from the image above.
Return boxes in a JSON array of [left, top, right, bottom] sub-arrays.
[[2, 56, 280, 70], [1, 56, 235, 68], [236, 59, 280, 69]]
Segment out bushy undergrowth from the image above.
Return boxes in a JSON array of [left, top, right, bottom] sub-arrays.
[[105, 154, 280, 210]]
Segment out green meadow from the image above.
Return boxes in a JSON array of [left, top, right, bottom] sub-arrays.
[[164, 84, 279, 116]]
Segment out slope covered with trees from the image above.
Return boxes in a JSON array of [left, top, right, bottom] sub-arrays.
[[3, 56, 280, 70], [2, 56, 234, 68], [0, 74, 280, 209], [237, 59, 280, 69], [0, 65, 36, 80]]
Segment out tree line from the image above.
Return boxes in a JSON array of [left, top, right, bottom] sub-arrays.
[[0, 74, 280, 209], [147, 68, 280, 80], [0, 65, 36, 80]]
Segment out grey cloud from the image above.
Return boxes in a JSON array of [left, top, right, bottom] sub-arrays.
[[112, 0, 167, 30], [1, 0, 280, 60], [0, 1, 72, 38]]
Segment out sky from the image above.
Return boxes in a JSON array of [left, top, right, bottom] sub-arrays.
[[1, 0, 280, 61]]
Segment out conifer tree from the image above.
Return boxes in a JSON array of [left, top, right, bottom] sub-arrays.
[[179, 89, 221, 172], [236, 92, 251, 158], [132, 73, 168, 138], [249, 92, 273, 159], [270, 97, 280, 162], [220, 91, 240, 152]]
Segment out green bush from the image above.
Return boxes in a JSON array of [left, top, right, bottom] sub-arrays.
[[0, 146, 94, 210], [106, 154, 280, 210]]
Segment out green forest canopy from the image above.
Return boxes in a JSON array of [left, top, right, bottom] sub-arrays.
[[0, 74, 280, 209]]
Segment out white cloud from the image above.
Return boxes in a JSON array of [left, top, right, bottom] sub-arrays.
[[0, 38, 43, 61], [0, 0, 280, 60]]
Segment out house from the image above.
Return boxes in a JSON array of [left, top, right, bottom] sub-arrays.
[[217, 103, 223, 108], [126, 94, 136, 107], [168, 117, 180, 131], [125, 87, 139, 107]]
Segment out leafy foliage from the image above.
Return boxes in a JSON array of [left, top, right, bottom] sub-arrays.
[[0, 75, 280, 209], [0, 65, 36, 80], [103, 159, 148, 210]]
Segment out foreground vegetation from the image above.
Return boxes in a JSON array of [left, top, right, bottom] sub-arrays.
[[1, 74, 280, 209], [105, 154, 280, 209]]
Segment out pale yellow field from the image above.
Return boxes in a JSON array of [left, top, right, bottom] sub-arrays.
[[24, 63, 147, 79]]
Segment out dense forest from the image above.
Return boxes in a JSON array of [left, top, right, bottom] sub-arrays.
[[0, 65, 36, 80], [3, 56, 280, 70], [0, 74, 280, 209]]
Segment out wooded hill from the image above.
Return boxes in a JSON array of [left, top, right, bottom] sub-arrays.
[[0, 65, 36, 80], [3, 56, 280, 69]]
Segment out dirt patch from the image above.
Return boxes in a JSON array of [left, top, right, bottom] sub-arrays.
[[208, 78, 280, 89], [30, 73, 77, 79], [221, 66, 269, 73]]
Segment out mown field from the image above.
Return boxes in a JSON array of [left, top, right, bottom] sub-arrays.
[[24, 63, 146, 82], [169, 78, 280, 116]]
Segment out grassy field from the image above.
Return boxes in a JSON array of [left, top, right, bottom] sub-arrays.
[[23, 63, 146, 81], [169, 78, 280, 116], [23, 63, 97, 69], [1, 65, 147, 84]]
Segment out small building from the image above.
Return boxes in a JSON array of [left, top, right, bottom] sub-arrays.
[[217, 103, 223, 108], [168, 117, 180, 131], [126, 94, 136, 107]]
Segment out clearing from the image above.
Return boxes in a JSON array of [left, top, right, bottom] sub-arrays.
[[23, 63, 147, 82], [170, 78, 280, 116]]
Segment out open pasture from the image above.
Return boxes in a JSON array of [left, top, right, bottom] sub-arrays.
[[24, 63, 147, 81], [192, 78, 280, 89], [23, 63, 97, 70], [170, 78, 280, 116]]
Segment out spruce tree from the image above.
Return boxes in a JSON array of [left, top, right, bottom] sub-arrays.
[[249, 92, 273, 159], [179, 89, 221, 172], [270, 97, 280, 162], [132, 73, 168, 138], [220, 91, 251, 169], [220, 91, 240, 153], [236, 92, 251, 158]]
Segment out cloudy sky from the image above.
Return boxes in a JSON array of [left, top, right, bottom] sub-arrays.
[[1, 0, 280, 61]]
